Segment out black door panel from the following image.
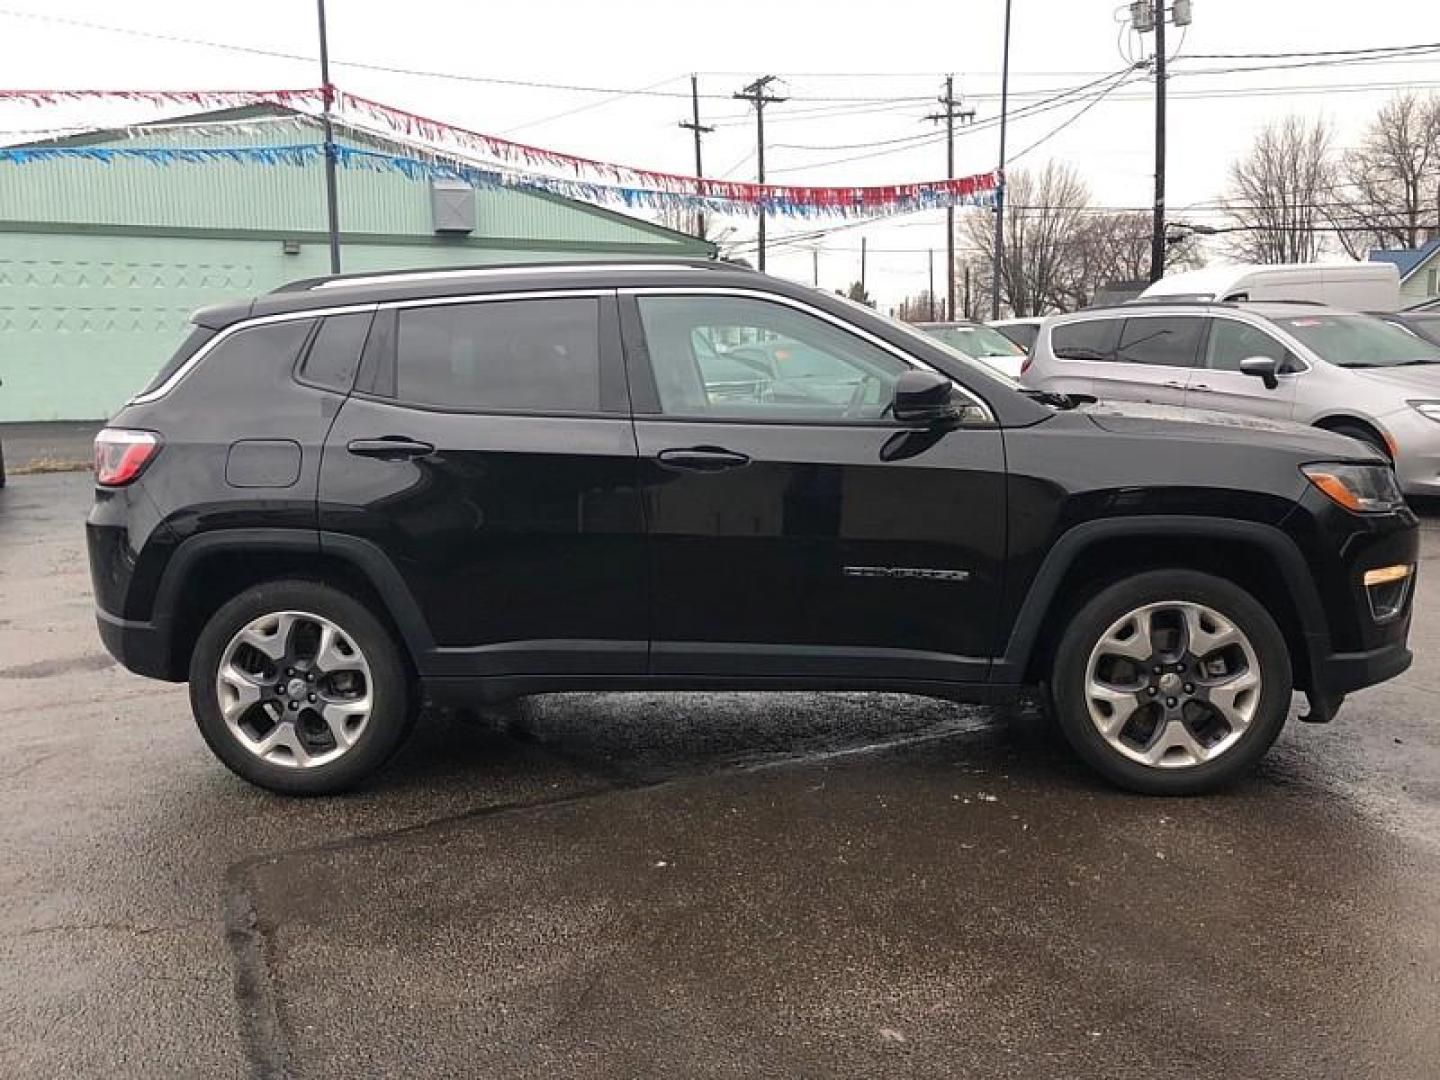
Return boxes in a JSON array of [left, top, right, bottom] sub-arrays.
[[635, 419, 1006, 679]]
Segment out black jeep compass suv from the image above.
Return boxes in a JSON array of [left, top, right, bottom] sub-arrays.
[[87, 260, 1418, 796]]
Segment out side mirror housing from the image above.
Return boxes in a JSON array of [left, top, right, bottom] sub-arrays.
[[892, 369, 963, 425], [1239, 355, 1280, 390]]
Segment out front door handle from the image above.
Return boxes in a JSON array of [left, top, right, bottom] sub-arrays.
[[656, 446, 751, 472], [1189, 383, 1213, 393], [1164, 380, 1187, 389], [346, 436, 436, 460]]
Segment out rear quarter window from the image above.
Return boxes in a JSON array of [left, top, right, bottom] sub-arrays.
[[298, 312, 373, 392], [133, 324, 217, 398]]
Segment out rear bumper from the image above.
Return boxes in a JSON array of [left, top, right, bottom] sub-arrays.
[[96, 607, 176, 682]]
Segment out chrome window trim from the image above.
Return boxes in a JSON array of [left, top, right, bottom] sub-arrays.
[[128, 303, 379, 404], [620, 285, 995, 423]]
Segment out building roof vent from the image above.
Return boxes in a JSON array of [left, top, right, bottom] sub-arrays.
[[430, 178, 476, 235]]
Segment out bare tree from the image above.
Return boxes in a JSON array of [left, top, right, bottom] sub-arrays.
[[1330, 93, 1440, 258], [893, 291, 941, 322], [962, 162, 1091, 316], [1224, 116, 1336, 264]]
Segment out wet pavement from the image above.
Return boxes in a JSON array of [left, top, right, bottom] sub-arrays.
[[2, 471, 1438, 1078]]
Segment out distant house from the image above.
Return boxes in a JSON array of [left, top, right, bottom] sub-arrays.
[[1368, 238, 1440, 307], [0, 105, 714, 421]]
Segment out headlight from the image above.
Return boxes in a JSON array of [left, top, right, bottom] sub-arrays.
[[1409, 400, 1440, 424], [1301, 463, 1405, 513]]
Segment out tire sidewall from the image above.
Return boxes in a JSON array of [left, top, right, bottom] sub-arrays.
[[1051, 569, 1292, 795], [188, 580, 411, 795]]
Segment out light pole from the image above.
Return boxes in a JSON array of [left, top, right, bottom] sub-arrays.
[[316, 0, 341, 274], [991, 0, 1013, 320]]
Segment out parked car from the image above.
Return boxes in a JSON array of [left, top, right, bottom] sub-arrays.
[[1373, 309, 1440, 347], [88, 261, 1416, 797], [914, 320, 1028, 379], [1140, 262, 1401, 312], [988, 316, 1044, 353], [1023, 300, 1440, 495]]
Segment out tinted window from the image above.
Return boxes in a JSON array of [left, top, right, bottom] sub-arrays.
[[1051, 319, 1120, 361], [1204, 319, 1291, 372], [395, 298, 601, 412], [637, 295, 911, 421], [135, 324, 217, 397], [300, 313, 372, 392], [1117, 317, 1204, 367]]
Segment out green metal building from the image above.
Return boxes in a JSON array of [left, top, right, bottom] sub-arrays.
[[0, 106, 714, 421]]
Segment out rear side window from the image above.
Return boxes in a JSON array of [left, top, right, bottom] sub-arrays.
[[134, 324, 217, 398], [1051, 319, 1120, 361], [299, 312, 372, 392], [1116, 316, 1204, 368], [394, 298, 601, 412]]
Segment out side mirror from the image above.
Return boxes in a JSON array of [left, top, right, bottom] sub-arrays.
[[892, 370, 962, 425], [1239, 355, 1280, 390]]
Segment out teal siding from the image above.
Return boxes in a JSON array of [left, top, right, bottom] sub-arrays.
[[0, 230, 665, 421], [0, 114, 712, 420]]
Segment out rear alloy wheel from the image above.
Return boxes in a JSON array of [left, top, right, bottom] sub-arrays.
[[189, 580, 413, 795], [1051, 570, 1291, 795]]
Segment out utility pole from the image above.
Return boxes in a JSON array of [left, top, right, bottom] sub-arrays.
[[316, 0, 341, 274], [1132, 0, 1192, 282], [812, 248, 819, 287], [678, 74, 714, 242], [927, 75, 975, 320], [964, 263, 973, 320], [928, 248, 936, 321], [992, 0, 1013, 320], [860, 236, 868, 296], [733, 76, 787, 272]]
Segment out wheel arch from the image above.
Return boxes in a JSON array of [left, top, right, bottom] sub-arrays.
[[1311, 413, 1394, 457], [153, 530, 433, 681], [994, 516, 1329, 694]]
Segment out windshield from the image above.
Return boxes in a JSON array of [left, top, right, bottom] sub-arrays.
[[920, 323, 1026, 359], [1273, 313, 1440, 368]]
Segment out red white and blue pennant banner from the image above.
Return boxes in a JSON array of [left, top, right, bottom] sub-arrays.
[[0, 87, 998, 218]]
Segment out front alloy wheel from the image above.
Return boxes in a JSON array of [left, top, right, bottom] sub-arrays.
[[1084, 601, 1261, 769], [1052, 570, 1291, 795]]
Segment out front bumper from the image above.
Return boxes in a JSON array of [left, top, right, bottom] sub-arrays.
[[1383, 406, 1440, 495]]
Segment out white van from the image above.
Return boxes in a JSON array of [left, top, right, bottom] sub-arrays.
[[1139, 262, 1401, 312]]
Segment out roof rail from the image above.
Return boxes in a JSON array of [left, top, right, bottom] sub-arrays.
[[272, 256, 733, 294]]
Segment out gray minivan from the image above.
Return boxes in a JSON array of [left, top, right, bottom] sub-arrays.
[[1022, 301, 1440, 496]]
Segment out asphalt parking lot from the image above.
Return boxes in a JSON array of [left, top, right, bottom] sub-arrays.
[[3, 471, 1439, 1078]]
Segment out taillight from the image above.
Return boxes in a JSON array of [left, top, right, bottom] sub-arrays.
[[94, 428, 161, 486], [1020, 353, 1034, 377]]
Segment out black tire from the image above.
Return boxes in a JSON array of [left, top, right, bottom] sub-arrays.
[[188, 579, 413, 795], [1323, 421, 1390, 461], [1050, 569, 1292, 796]]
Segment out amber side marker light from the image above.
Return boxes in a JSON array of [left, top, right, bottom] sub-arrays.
[[1363, 564, 1413, 588]]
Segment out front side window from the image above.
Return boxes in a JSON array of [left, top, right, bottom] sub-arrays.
[[1051, 318, 1121, 362], [636, 295, 911, 421], [1116, 316, 1204, 368], [1273, 313, 1440, 369], [1204, 319, 1293, 373], [394, 297, 601, 411]]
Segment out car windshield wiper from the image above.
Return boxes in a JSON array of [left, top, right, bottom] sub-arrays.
[[1020, 388, 1096, 410]]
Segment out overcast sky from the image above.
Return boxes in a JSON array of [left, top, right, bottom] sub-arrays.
[[3, 0, 1439, 307]]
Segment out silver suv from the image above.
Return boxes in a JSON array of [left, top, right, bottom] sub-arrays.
[[1022, 301, 1440, 495]]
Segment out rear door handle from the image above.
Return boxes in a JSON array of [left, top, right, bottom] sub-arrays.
[[346, 436, 436, 460], [1164, 380, 1187, 389], [656, 446, 751, 472], [1189, 383, 1212, 393]]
